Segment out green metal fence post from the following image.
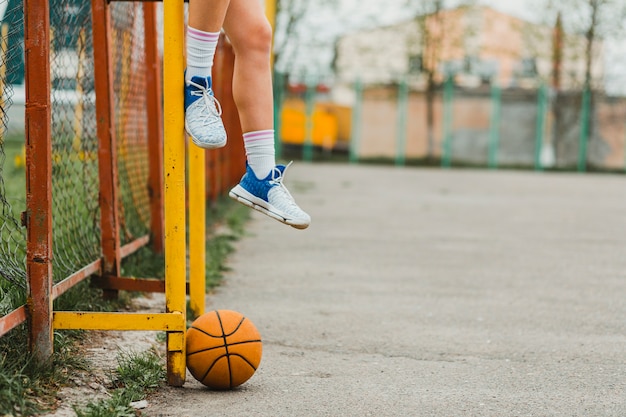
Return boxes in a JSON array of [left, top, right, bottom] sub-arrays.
[[488, 84, 501, 169], [578, 87, 590, 172], [441, 76, 454, 168], [303, 80, 315, 162], [273, 70, 286, 160], [534, 84, 547, 171], [396, 77, 408, 166], [623, 114, 626, 173], [350, 78, 363, 164]]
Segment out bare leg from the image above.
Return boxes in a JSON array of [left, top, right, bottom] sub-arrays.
[[188, 0, 230, 32], [223, 0, 274, 133]]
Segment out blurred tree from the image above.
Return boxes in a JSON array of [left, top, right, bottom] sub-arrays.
[[273, 0, 340, 82], [544, 0, 626, 89], [415, 0, 444, 161], [273, 0, 309, 79], [543, 0, 626, 165], [405, 0, 476, 160]]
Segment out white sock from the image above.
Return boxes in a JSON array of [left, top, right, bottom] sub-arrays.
[[243, 130, 276, 179], [186, 27, 220, 80]]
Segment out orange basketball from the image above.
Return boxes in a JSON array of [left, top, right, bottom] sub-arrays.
[[186, 310, 262, 390]]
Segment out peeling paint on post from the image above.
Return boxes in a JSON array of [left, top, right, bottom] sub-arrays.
[[144, 2, 165, 254], [91, 0, 122, 299], [24, 0, 53, 361], [163, 0, 187, 387]]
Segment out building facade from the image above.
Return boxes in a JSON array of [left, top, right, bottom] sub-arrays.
[[333, 5, 603, 100]]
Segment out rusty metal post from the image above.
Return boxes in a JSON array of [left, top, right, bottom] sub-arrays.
[[143, 2, 164, 254], [212, 35, 243, 191], [24, 0, 53, 360], [91, 0, 122, 296], [205, 151, 217, 203]]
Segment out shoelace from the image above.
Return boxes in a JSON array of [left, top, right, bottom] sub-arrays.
[[269, 162, 300, 208], [188, 79, 223, 122]]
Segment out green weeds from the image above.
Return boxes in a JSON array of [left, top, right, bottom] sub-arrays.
[[74, 350, 165, 417], [0, 195, 250, 416]]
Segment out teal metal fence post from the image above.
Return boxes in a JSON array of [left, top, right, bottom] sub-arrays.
[[273, 70, 286, 160], [441, 76, 454, 168], [396, 77, 408, 166], [303, 80, 315, 162], [623, 113, 626, 173], [578, 87, 591, 172], [350, 78, 363, 164], [534, 84, 547, 171], [488, 84, 501, 169]]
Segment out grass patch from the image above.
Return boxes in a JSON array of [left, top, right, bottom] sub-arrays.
[[121, 245, 165, 281], [1, 134, 26, 219], [0, 277, 133, 415], [0, 324, 89, 416], [0, 195, 250, 416], [204, 196, 250, 289], [74, 350, 165, 417]]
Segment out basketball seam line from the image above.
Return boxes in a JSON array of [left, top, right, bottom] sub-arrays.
[[189, 316, 247, 338], [186, 339, 262, 356], [216, 311, 233, 388]]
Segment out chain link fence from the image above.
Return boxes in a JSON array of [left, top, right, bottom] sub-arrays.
[[0, 0, 27, 311], [0, 0, 154, 312], [110, 3, 151, 246], [50, 0, 101, 280]]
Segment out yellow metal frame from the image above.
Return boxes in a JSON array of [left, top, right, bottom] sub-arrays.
[[162, 0, 188, 386], [54, 312, 185, 331], [189, 146, 206, 318], [265, 0, 277, 67], [52, 0, 214, 387], [54, 0, 193, 387]]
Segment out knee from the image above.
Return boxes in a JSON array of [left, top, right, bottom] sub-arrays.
[[230, 18, 273, 57]]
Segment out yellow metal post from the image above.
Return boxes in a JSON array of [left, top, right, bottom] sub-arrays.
[[163, 0, 187, 387], [265, 0, 277, 67], [188, 145, 206, 318]]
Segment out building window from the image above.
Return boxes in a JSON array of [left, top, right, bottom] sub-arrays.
[[463, 55, 479, 74], [408, 54, 423, 74], [519, 57, 538, 77]]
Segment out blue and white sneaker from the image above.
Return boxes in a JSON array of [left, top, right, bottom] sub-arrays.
[[184, 75, 227, 149], [229, 162, 311, 229]]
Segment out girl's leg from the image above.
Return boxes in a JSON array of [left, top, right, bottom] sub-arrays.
[[222, 0, 274, 134], [184, 0, 229, 148], [224, 0, 310, 229], [188, 0, 229, 32], [223, 0, 275, 178]]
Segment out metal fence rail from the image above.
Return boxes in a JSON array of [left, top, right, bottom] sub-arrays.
[[0, 0, 246, 387]]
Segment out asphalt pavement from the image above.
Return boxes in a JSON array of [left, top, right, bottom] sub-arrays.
[[144, 163, 626, 417]]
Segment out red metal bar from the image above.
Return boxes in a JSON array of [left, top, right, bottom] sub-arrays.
[[51, 260, 102, 300], [24, 0, 53, 361], [212, 35, 244, 194], [91, 0, 121, 299], [143, 2, 164, 254], [0, 306, 28, 338], [109, 0, 191, 2], [91, 276, 166, 293], [205, 151, 217, 202], [120, 234, 151, 258]]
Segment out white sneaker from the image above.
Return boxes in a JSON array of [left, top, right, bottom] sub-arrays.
[[184, 75, 227, 149], [229, 162, 311, 229]]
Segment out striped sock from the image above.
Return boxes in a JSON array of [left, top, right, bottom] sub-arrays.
[[186, 27, 220, 80], [243, 130, 276, 179]]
